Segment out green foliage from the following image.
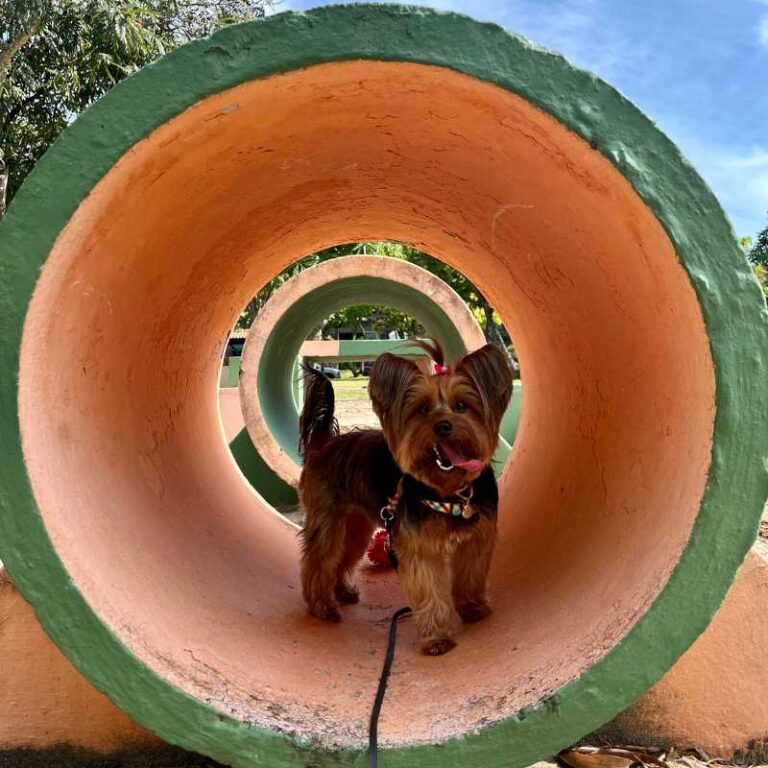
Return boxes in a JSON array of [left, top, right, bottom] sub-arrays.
[[741, 220, 767, 297], [747, 219, 768, 269], [239, 241, 513, 358], [0, 0, 269, 213], [0, 1, 46, 64], [753, 264, 768, 298], [138, 0, 269, 44], [1, 1, 160, 207], [238, 248, 338, 328], [325, 304, 423, 338]]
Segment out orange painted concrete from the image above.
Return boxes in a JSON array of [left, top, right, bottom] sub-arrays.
[[299, 339, 440, 361], [299, 339, 341, 359], [596, 544, 768, 760], [18, 62, 714, 748], [218, 388, 247, 443], [3, 543, 768, 757], [0, 570, 158, 752]]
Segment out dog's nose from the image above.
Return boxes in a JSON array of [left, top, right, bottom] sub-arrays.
[[434, 420, 453, 438]]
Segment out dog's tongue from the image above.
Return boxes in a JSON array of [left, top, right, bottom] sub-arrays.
[[439, 440, 484, 473]]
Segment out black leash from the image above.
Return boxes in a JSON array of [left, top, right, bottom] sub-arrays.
[[368, 476, 475, 764], [368, 605, 412, 768], [369, 491, 411, 767]]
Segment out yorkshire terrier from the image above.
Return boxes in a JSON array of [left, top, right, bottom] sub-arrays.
[[298, 339, 513, 655]]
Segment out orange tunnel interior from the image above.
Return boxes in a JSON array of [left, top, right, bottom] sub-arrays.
[[18, 61, 714, 748]]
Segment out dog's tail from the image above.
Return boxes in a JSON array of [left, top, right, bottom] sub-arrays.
[[298, 363, 339, 460]]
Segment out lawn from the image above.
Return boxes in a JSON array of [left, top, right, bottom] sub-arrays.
[[331, 370, 372, 402]]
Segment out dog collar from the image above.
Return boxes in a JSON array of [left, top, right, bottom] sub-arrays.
[[381, 480, 477, 520], [379, 480, 476, 569], [421, 484, 475, 519]]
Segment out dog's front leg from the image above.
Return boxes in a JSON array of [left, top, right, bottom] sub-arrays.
[[395, 525, 456, 655], [452, 514, 496, 623]]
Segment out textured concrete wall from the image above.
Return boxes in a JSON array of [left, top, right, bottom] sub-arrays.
[[1, 7, 765, 767], [3, 544, 768, 760], [0, 570, 157, 753], [594, 544, 768, 761]]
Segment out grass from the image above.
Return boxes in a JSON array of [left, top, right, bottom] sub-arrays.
[[332, 371, 371, 401]]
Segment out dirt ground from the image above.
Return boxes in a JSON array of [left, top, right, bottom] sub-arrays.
[[336, 399, 379, 431]]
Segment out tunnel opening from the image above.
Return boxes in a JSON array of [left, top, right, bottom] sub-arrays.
[[16, 59, 715, 750], [227, 247, 516, 500]]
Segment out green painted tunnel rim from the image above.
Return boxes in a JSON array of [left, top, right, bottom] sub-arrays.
[[0, 6, 765, 768], [239, 257, 492, 488]]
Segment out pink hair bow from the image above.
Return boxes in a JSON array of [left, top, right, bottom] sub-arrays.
[[434, 363, 452, 376]]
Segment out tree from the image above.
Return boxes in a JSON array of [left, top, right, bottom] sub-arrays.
[[238, 241, 515, 362], [238, 248, 339, 328], [323, 304, 423, 340], [1, 0, 159, 215], [1, 0, 46, 215], [0, 0, 269, 216], [741, 226, 767, 298], [754, 265, 768, 299], [748, 220, 768, 269], [401, 247, 511, 352], [142, 0, 269, 43], [0, 2, 46, 93]]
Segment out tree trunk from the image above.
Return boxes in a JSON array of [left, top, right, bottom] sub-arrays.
[[478, 296, 508, 354], [0, 16, 43, 91], [0, 12, 46, 220]]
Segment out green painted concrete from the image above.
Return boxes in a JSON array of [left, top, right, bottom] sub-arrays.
[[291, 358, 302, 412], [256, 276, 477, 468], [229, 428, 297, 507], [303, 339, 437, 361], [228, 356, 241, 388], [0, 6, 765, 768], [499, 382, 521, 447]]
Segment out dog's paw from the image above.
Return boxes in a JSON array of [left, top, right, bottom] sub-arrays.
[[420, 637, 457, 656], [458, 600, 492, 624], [309, 602, 342, 623], [334, 583, 360, 605]]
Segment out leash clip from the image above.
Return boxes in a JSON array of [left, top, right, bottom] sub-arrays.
[[379, 502, 399, 570]]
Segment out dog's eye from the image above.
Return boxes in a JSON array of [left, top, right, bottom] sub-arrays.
[[453, 401, 467, 413], [418, 403, 430, 416]]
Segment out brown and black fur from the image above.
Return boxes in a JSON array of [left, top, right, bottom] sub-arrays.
[[298, 340, 514, 655]]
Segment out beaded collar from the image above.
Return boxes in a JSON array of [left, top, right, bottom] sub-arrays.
[[381, 478, 477, 522]]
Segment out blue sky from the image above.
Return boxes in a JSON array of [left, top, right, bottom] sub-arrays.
[[273, 0, 768, 239]]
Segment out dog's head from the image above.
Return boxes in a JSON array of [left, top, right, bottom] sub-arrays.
[[369, 339, 513, 496]]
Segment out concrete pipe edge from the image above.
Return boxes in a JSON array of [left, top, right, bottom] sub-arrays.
[[238, 255, 490, 489], [0, 6, 766, 767]]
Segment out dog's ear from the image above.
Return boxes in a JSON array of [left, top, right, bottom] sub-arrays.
[[455, 344, 514, 426], [369, 353, 424, 428]]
